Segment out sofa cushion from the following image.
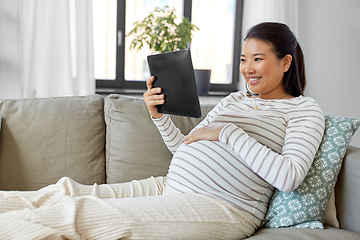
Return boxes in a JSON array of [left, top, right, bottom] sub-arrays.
[[247, 226, 360, 240], [262, 116, 360, 229], [0, 95, 106, 191], [104, 94, 213, 184]]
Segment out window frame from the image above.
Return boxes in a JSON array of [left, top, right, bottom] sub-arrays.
[[95, 0, 244, 94]]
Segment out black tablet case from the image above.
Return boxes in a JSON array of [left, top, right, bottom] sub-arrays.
[[147, 49, 202, 118]]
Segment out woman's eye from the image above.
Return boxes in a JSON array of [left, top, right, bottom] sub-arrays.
[[255, 57, 262, 61], [240, 58, 245, 62]]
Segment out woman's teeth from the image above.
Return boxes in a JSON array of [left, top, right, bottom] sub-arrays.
[[249, 77, 261, 82]]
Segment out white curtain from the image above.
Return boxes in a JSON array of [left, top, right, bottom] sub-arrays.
[[242, 0, 299, 37], [20, 0, 94, 98]]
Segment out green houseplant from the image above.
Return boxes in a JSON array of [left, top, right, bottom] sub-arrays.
[[127, 7, 211, 94], [126, 6, 199, 53]]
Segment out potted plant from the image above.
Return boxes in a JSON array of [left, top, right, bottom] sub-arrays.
[[127, 6, 211, 94], [126, 6, 198, 53]]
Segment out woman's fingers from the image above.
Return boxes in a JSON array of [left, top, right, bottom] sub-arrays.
[[144, 76, 163, 98], [146, 76, 155, 90], [183, 131, 200, 145], [183, 124, 226, 145], [144, 86, 164, 106], [143, 76, 164, 119], [148, 94, 165, 105]]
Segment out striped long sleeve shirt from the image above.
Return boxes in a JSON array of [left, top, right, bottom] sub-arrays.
[[153, 91, 325, 222]]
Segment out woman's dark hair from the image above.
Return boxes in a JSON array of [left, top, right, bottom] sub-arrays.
[[244, 22, 306, 97]]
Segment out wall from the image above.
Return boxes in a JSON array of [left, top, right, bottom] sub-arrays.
[[298, 0, 360, 147]]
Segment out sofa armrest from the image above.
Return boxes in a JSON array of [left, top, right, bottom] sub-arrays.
[[335, 145, 360, 234]]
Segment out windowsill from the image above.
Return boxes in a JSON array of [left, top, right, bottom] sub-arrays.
[[96, 88, 231, 97], [96, 88, 146, 96], [96, 88, 230, 105]]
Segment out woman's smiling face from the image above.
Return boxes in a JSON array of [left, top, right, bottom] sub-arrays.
[[240, 38, 291, 99]]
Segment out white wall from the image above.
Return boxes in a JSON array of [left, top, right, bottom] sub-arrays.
[[298, 0, 360, 147]]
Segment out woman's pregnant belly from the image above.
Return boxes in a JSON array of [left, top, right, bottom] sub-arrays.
[[165, 140, 270, 207]]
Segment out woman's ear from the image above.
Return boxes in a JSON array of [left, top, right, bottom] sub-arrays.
[[283, 54, 292, 72]]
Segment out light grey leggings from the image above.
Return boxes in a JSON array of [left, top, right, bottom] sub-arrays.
[[0, 176, 260, 239]]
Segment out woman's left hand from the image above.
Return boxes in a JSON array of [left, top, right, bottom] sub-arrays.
[[183, 123, 227, 145]]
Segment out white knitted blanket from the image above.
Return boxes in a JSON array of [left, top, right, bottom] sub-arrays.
[[0, 176, 257, 240], [0, 177, 139, 239]]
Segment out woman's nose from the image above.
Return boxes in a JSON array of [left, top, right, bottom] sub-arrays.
[[244, 63, 254, 74]]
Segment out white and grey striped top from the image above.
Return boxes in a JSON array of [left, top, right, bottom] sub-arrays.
[[153, 91, 325, 222]]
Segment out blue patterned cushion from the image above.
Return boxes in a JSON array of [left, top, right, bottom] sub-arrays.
[[262, 115, 360, 228]]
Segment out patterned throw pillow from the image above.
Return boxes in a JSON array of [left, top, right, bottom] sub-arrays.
[[262, 115, 360, 229]]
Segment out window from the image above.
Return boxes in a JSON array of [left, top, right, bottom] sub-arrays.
[[93, 0, 243, 94]]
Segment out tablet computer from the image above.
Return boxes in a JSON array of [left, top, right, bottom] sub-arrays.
[[147, 49, 202, 118]]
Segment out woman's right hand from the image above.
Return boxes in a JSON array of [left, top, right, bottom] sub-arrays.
[[143, 76, 164, 119]]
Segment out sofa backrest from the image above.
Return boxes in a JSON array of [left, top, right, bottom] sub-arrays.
[[0, 95, 106, 191], [335, 145, 360, 234]]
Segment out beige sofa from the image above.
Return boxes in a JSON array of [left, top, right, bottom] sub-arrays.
[[0, 94, 359, 239]]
